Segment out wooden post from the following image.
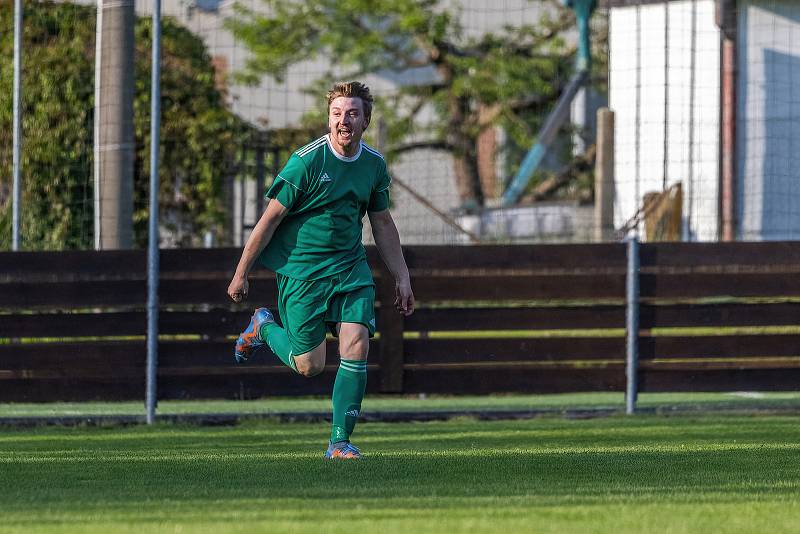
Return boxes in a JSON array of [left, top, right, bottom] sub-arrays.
[[377, 264, 404, 392], [718, 0, 737, 241], [594, 108, 615, 242]]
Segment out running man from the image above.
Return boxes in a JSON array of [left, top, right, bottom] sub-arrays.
[[227, 81, 415, 460]]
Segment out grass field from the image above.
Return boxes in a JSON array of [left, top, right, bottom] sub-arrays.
[[2, 414, 800, 533]]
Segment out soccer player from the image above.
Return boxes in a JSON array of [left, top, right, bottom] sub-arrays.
[[226, 81, 415, 460]]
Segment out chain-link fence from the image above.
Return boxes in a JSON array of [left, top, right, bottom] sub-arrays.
[[2, 0, 612, 250], [5, 0, 800, 247]]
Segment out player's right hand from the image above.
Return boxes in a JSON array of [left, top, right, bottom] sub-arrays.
[[227, 276, 249, 303]]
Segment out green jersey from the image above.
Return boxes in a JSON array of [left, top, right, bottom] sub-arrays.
[[259, 135, 391, 280]]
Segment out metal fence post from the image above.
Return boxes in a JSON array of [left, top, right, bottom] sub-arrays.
[[12, 0, 23, 250], [146, 0, 163, 425], [625, 236, 640, 414]]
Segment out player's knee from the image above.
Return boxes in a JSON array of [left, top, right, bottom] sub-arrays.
[[295, 357, 325, 378], [339, 326, 369, 359]]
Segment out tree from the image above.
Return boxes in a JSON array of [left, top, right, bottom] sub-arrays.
[[0, 1, 251, 250], [226, 0, 580, 211]]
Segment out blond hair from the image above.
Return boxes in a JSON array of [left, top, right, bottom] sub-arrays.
[[326, 81, 374, 123]]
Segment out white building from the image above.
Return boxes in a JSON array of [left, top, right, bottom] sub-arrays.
[[608, 0, 800, 241]]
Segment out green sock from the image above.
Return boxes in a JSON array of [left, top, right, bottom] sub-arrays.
[[258, 322, 297, 372], [330, 359, 367, 443]]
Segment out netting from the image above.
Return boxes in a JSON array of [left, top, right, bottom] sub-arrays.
[[609, 0, 720, 241], [2, 0, 610, 250]]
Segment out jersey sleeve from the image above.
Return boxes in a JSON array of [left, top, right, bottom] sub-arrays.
[[265, 153, 307, 210], [368, 160, 391, 212]]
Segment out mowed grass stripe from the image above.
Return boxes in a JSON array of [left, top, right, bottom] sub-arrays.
[[1, 416, 800, 532]]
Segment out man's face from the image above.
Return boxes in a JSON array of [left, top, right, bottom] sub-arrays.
[[328, 96, 369, 155]]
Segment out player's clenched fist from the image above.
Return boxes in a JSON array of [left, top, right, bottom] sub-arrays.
[[227, 276, 249, 302]]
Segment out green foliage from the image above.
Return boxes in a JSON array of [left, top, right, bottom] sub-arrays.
[[0, 2, 251, 250], [0, 3, 95, 250], [226, 0, 591, 207]]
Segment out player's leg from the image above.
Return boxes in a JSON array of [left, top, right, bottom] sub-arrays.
[[235, 274, 328, 374], [329, 322, 369, 452], [324, 263, 376, 459], [292, 341, 327, 377]]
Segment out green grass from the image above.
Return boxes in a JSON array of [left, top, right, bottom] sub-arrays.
[[3, 392, 800, 417], [1, 415, 800, 532]]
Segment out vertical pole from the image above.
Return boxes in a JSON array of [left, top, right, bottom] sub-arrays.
[[11, 0, 23, 251], [634, 4, 642, 229], [625, 236, 640, 414], [683, 0, 697, 241], [146, 0, 163, 425], [662, 0, 670, 191], [720, 36, 737, 241], [93, 1, 103, 249], [594, 108, 615, 242]]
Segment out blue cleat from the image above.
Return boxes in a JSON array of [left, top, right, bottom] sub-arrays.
[[234, 308, 275, 363], [324, 441, 362, 460]]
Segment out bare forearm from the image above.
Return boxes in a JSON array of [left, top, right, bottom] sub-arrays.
[[234, 200, 287, 278], [371, 215, 409, 282]]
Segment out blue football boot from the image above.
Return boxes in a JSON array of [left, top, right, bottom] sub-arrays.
[[234, 308, 275, 363], [324, 441, 362, 460]]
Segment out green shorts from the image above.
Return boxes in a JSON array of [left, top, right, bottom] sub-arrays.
[[276, 260, 376, 355]]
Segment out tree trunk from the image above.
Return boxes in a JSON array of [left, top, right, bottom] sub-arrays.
[[449, 96, 483, 211]]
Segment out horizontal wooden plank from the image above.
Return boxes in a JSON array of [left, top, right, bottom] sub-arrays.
[[401, 244, 626, 271], [639, 334, 800, 359], [0, 342, 145, 370], [156, 369, 385, 400], [158, 279, 279, 306], [0, 311, 147, 338], [413, 274, 626, 301], [11, 301, 797, 341], [640, 273, 800, 299], [0, 370, 385, 401], [0, 281, 146, 308], [401, 367, 625, 394], [158, 340, 381, 367], [0, 310, 280, 340], [0, 378, 146, 402], [639, 358, 800, 371], [0, 249, 145, 281], [639, 368, 800, 392], [159, 309, 272, 337], [0, 340, 382, 371], [405, 305, 625, 331], [640, 302, 800, 329], [0, 273, 624, 309], [0, 279, 279, 309], [404, 337, 626, 363], [640, 242, 800, 270]]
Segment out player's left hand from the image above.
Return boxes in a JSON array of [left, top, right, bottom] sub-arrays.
[[395, 280, 415, 316]]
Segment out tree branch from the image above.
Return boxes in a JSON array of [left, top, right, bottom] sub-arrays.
[[387, 140, 455, 156]]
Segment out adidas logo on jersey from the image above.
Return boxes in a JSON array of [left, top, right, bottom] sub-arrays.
[[345, 409, 360, 417], [320, 172, 333, 182]]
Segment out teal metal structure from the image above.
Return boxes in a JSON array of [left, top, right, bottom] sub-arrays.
[[501, 0, 596, 207]]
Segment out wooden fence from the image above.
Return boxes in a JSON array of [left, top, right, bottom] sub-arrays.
[[2, 243, 800, 402]]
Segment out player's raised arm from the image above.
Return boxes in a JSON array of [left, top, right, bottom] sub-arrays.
[[368, 208, 414, 316], [227, 199, 288, 302]]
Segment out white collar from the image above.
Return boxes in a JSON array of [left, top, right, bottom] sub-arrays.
[[326, 134, 362, 162]]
